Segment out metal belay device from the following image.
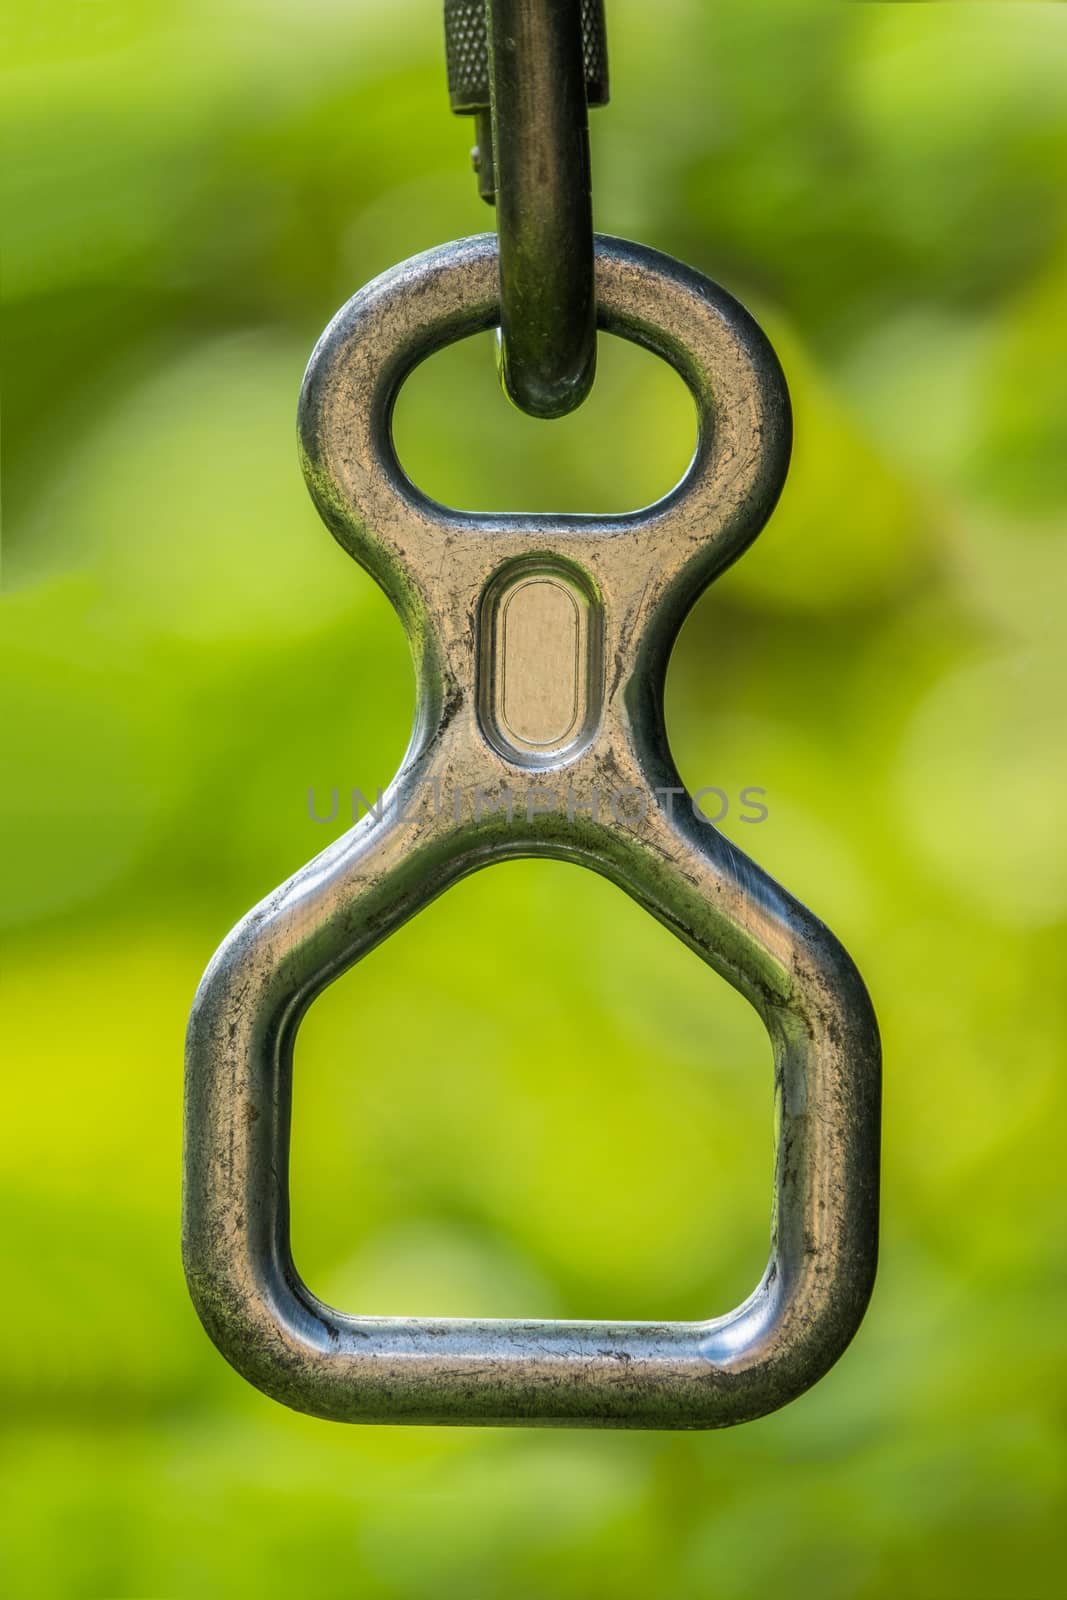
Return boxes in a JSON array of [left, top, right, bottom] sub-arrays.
[[183, 2, 880, 1429], [185, 0, 883, 1427]]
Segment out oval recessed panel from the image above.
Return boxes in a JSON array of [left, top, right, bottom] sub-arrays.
[[479, 561, 602, 767], [501, 578, 580, 747]]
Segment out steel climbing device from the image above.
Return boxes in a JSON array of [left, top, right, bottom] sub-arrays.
[[183, 3, 880, 1429]]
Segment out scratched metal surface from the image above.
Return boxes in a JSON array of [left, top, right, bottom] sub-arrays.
[[182, 233, 881, 1428]]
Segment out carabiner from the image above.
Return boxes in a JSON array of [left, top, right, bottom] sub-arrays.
[[445, 0, 608, 418]]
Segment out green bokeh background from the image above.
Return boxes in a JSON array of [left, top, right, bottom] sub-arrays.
[[3, 2, 1066, 1595]]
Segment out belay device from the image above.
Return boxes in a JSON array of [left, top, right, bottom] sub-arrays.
[[183, 1, 880, 1428]]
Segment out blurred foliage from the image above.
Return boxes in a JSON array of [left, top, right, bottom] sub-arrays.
[[2, 1, 1066, 1596]]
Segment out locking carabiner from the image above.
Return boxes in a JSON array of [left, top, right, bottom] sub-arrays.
[[183, 234, 881, 1429], [445, 0, 608, 418]]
